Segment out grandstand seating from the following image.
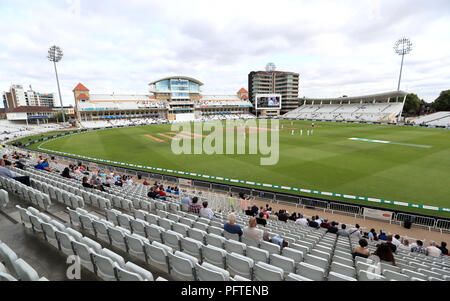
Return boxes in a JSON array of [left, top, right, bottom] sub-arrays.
[[410, 111, 450, 127]]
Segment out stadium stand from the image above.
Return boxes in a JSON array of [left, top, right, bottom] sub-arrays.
[[0, 147, 448, 281], [410, 111, 450, 127]]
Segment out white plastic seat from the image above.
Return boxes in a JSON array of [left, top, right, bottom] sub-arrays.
[[158, 218, 174, 231], [92, 220, 113, 243], [168, 251, 198, 281], [55, 230, 75, 256], [207, 226, 224, 236], [188, 228, 207, 244], [358, 270, 385, 281], [223, 231, 240, 241], [282, 247, 303, 265], [290, 243, 309, 255], [269, 254, 295, 275], [14, 259, 40, 281], [0, 272, 17, 281], [72, 241, 96, 273], [328, 271, 357, 281], [206, 233, 226, 249], [162, 230, 183, 251], [330, 261, 356, 278], [117, 214, 133, 231], [92, 252, 117, 281], [402, 269, 428, 280], [41, 222, 59, 249], [29, 215, 43, 233], [106, 210, 119, 225], [121, 261, 153, 281], [254, 262, 284, 281], [115, 265, 143, 281], [133, 243, 165, 273], [173, 223, 190, 237], [130, 219, 148, 237], [193, 222, 209, 232], [125, 233, 148, 262], [167, 213, 180, 223], [195, 262, 230, 281], [145, 224, 164, 243], [179, 217, 194, 227], [383, 269, 410, 281], [304, 254, 328, 270], [225, 239, 246, 255], [181, 237, 204, 260], [201, 244, 227, 269], [332, 255, 354, 267], [285, 273, 313, 281], [67, 208, 81, 227], [108, 227, 129, 252], [241, 236, 259, 248], [79, 215, 96, 236], [246, 246, 269, 264], [15, 205, 31, 227], [417, 268, 445, 280], [226, 252, 254, 279], [0, 243, 19, 278], [310, 249, 331, 262], [297, 262, 325, 281]]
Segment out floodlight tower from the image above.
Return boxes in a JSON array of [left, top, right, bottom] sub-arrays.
[[48, 45, 65, 122], [394, 38, 412, 91]]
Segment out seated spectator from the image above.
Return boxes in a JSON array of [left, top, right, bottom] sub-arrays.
[[157, 187, 166, 200], [427, 241, 442, 257], [410, 240, 427, 255], [392, 234, 402, 248], [199, 201, 216, 219], [142, 179, 149, 186], [61, 167, 73, 179], [320, 219, 330, 229], [308, 216, 320, 229], [378, 231, 387, 241], [352, 239, 370, 259], [368, 228, 378, 241], [315, 215, 322, 226], [326, 221, 339, 234], [295, 214, 308, 226], [398, 239, 410, 251], [337, 224, 350, 237], [377, 235, 396, 254], [256, 212, 267, 227], [372, 243, 396, 266], [2, 154, 12, 166], [348, 224, 362, 239], [278, 210, 288, 222], [82, 176, 94, 188], [270, 235, 288, 248], [438, 242, 448, 255], [0, 159, 30, 186], [243, 217, 265, 241], [181, 195, 191, 205], [223, 213, 243, 236], [115, 177, 123, 187], [251, 204, 259, 216], [245, 206, 253, 216], [147, 186, 158, 199], [188, 197, 202, 214]]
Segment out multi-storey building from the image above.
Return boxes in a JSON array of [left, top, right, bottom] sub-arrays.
[[2, 84, 54, 109]]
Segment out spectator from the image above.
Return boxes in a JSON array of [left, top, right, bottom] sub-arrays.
[[320, 219, 330, 229], [223, 213, 243, 236], [270, 235, 288, 248], [338, 224, 350, 237], [147, 186, 158, 199], [2, 154, 12, 166], [295, 214, 308, 226], [372, 243, 396, 266], [368, 228, 378, 241], [61, 167, 73, 179], [326, 221, 339, 234], [243, 217, 265, 241], [188, 197, 202, 214], [392, 234, 402, 248], [115, 177, 123, 187], [199, 201, 216, 219], [315, 215, 322, 226], [278, 210, 288, 222], [352, 239, 370, 259], [438, 242, 448, 255], [256, 212, 267, 227], [398, 239, 410, 251], [411, 240, 427, 255], [142, 179, 149, 186], [378, 231, 387, 241], [245, 206, 253, 216], [348, 224, 362, 239], [82, 176, 94, 188], [427, 241, 442, 257], [377, 235, 396, 254], [289, 212, 297, 221], [308, 216, 319, 229], [0, 159, 30, 186], [251, 204, 259, 216], [181, 195, 191, 205]]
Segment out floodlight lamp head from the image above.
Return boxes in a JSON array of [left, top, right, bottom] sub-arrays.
[[48, 45, 64, 62], [394, 38, 412, 56]]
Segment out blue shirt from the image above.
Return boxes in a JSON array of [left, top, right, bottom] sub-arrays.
[[224, 223, 243, 236]]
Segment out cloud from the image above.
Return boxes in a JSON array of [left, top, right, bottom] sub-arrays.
[[0, 0, 449, 106]]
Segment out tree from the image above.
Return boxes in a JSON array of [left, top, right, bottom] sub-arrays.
[[402, 93, 421, 115], [431, 90, 450, 111]]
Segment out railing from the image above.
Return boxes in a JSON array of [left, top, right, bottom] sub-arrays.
[[436, 219, 450, 234], [395, 213, 436, 230], [329, 202, 361, 216]]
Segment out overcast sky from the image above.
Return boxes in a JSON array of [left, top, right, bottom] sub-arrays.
[[1, 0, 449, 107]]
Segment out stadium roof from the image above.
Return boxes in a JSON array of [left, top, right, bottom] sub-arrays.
[[73, 83, 89, 91], [9, 106, 54, 113], [89, 94, 153, 102], [302, 91, 408, 102], [148, 76, 204, 86], [238, 88, 248, 94], [77, 93, 89, 99]]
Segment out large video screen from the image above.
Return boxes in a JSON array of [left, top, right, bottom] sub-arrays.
[[256, 94, 282, 110]]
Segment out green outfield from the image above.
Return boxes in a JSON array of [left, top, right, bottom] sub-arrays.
[[20, 120, 450, 217]]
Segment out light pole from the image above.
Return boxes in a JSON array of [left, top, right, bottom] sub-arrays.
[[394, 38, 412, 91], [48, 45, 65, 123]]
